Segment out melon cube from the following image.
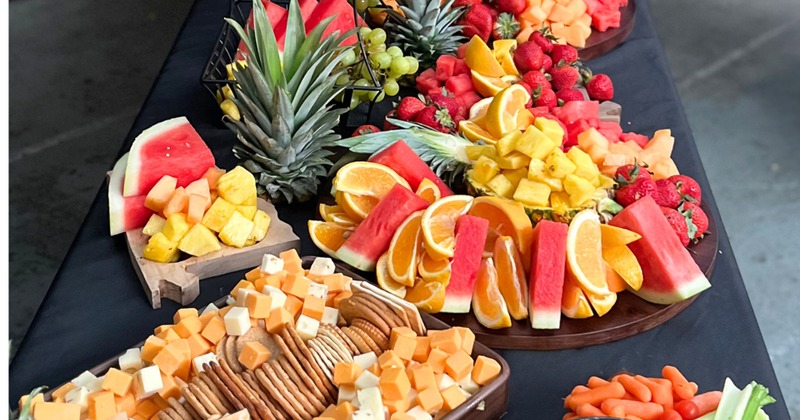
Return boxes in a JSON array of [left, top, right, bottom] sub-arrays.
[[202, 198, 237, 232], [186, 194, 207, 224], [516, 126, 557, 160], [201, 167, 226, 190], [142, 214, 166, 237], [549, 3, 576, 23], [566, 147, 600, 181], [496, 131, 521, 157], [496, 152, 531, 170], [514, 179, 551, 207], [545, 149, 577, 179], [563, 174, 595, 207], [179, 224, 221, 257], [219, 211, 256, 248], [445, 73, 474, 96], [143, 232, 180, 263], [185, 178, 210, 202], [162, 213, 191, 242], [650, 158, 679, 180], [216, 166, 257, 205], [503, 167, 528, 190], [246, 210, 272, 246], [163, 187, 189, 218], [486, 174, 514, 198], [533, 117, 565, 144], [435, 55, 457, 81], [145, 175, 177, 213], [236, 205, 258, 220], [638, 129, 674, 166], [472, 156, 500, 184], [577, 128, 609, 153]]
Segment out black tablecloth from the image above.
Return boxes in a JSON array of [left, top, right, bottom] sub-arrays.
[[9, 0, 791, 417]]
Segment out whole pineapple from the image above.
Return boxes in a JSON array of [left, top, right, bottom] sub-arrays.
[[223, 0, 356, 203], [384, 0, 466, 70]]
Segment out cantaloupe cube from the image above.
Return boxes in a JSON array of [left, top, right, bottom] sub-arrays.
[[564, 24, 589, 48], [638, 129, 674, 166], [520, 6, 547, 26], [608, 142, 638, 164], [548, 3, 575, 23], [624, 140, 643, 152], [163, 187, 189, 218], [650, 158, 679, 180], [185, 178, 210, 199], [186, 194, 207, 224], [202, 167, 227, 190], [145, 176, 177, 213], [541, 0, 556, 14]]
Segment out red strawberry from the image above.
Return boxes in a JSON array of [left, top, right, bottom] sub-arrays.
[[661, 207, 690, 247], [454, 0, 481, 7], [513, 42, 544, 74], [521, 70, 550, 92], [413, 105, 455, 132], [461, 4, 495, 42], [529, 29, 555, 53], [586, 73, 614, 101], [614, 171, 656, 207], [555, 88, 584, 103], [541, 55, 553, 72], [395, 96, 426, 121], [653, 179, 681, 208], [681, 202, 709, 240], [495, 0, 525, 15], [548, 65, 580, 91], [550, 44, 578, 64], [668, 174, 702, 204], [352, 124, 380, 136], [429, 91, 465, 119], [492, 12, 520, 39], [614, 162, 652, 185], [534, 88, 557, 110], [384, 110, 399, 130]]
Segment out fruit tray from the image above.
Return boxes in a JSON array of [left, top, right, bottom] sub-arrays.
[[577, 0, 636, 61]]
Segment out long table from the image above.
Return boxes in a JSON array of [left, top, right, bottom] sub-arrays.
[[9, 0, 791, 417]]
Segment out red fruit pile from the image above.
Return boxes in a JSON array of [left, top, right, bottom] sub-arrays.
[[389, 91, 471, 134], [527, 100, 629, 148], [416, 55, 482, 111]]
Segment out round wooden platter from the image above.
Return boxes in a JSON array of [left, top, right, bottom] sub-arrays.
[[578, 0, 637, 61]]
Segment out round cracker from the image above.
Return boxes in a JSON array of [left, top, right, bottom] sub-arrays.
[[237, 327, 281, 360], [340, 326, 372, 354], [225, 335, 245, 374], [348, 325, 383, 355], [281, 325, 336, 402], [316, 334, 352, 363], [321, 324, 358, 355], [338, 298, 390, 337], [355, 292, 406, 328], [350, 295, 398, 334], [351, 319, 389, 351]]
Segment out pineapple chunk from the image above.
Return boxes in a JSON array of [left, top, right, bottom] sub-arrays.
[[179, 224, 221, 257], [472, 156, 501, 184], [143, 232, 180, 263], [161, 213, 192, 242], [537, 175, 564, 192], [142, 214, 166, 237], [515, 126, 557, 160], [496, 131, 522, 156], [549, 191, 571, 215], [486, 174, 515, 198], [218, 211, 256, 248], [596, 174, 616, 189], [564, 174, 595, 207], [503, 168, 528, 189], [202, 198, 237, 232], [246, 210, 272, 246], [513, 179, 551, 207], [236, 205, 258, 220], [466, 145, 498, 161], [527, 159, 547, 180], [496, 151, 531, 170], [242, 194, 257, 206], [546, 149, 577, 179], [534, 117, 564, 143], [216, 166, 257, 205], [566, 147, 600, 181]]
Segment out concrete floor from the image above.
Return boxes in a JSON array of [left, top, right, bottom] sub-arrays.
[[8, 0, 799, 416]]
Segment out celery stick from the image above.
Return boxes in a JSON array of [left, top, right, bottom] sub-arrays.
[[714, 378, 743, 420]]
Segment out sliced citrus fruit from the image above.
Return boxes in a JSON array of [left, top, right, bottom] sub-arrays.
[[376, 253, 407, 299], [405, 278, 445, 313], [493, 39, 519, 76], [463, 35, 505, 77], [485, 84, 532, 138], [471, 71, 510, 98], [468, 196, 534, 264], [318, 204, 342, 221], [584, 289, 617, 317], [469, 97, 493, 119], [561, 271, 593, 319], [566, 209, 609, 295], [336, 191, 379, 221], [387, 211, 423, 287], [319, 203, 358, 226], [415, 178, 441, 205], [472, 258, 512, 329], [332, 161, 410, 198], [308, 220, 353, 257], [515, 108, 535, 129], [604, 261, 628, 293], [600, 224, 642, 247], [500, 74, 521, 84], [418, 251, 451, 284], [602, 244, 643, 291], [459, 120, 496, 144], [421, 195, 474, 261], [493, 236, 528, 321]]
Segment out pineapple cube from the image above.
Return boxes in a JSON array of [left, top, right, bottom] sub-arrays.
[[143, 232, 180, 263], [179, 224, 222, 257], [564, 174, 595, 207], [142, 214, 166, 237], [218, 211, 256, 248], [242, 194, 257, 206], [546, 149, 577, 179], [515, 126, 558, 160], [496, 151, 531, 170], [496, 131, 522, 156], [596, 174, 616, 189], [534, 117, 564, 143], [549, 191, 571, 215], [566, 147, 600, 181], [472, 156, 501, 184], [236, 205, 258, 220], [486, 174, 515, 198], [246, 210, 272, 246], [537, 175, 564, 192], [466, 145, 498, 161], [202, 198, 237, 232], [216, 166, 257, 205], [161, 213, 192, 242], [527, 159, 547, 180], [503, 168, 528, 189], [513, 179, 551, 207]]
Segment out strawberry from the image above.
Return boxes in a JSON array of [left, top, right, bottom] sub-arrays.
[[541, 55, 553, 72], [384, 110, 399, 130], [653, 179, 681, 208], [521, 70, 550, 92], [352, 125, 380, 136], [615, 177, 656, 207], [454, 0, 481, 7], [548, 64, 579, 91], [413, 105, 455, 132], [513, 41, 544, 74], [661, 207, 690, 247], [586, 73, 614, 101], [614, 162, 652, 185], [681, 202, 709, 240], [461, 4, 495, 42], [667, 174, 702, 204], [395, 96, 427, 121], [429, 91, 465, 119], [492, 13, 520, 39], [550, 44, 578, 64], [534, 88, 557, 110], [529, 28, 555, 53], [555, 88, 584, 103], [495, 0, 525, 16]]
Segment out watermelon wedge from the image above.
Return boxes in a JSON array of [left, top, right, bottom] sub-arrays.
[[304, 0, 365, 46], [337, 184, 430, 271], [368, 141, 453, 196], [529, 220, 568, 329], [299, 0, 318, 19], [109, 153, 153, 236], [609, 196, 711, 304], [442, 215, 489, 313], [123, 117, 215, 197], [237, 0, 290, 57]]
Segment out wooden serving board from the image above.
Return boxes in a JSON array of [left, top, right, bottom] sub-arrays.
[[126, 198, 300, 309], [578, 0, 637, 61]]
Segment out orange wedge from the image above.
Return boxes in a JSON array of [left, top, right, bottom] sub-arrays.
[[471, 71, 510, 98], [459, 120, 497, 144], [468, 196, 533, 266], [336, 191, 379, 221], [566, 209, 609, 295], [602, 245, 643, 291], [469, 97, 493, 119], [493, 39, 519, 76], [584, 289, 617, 317], [318, 204, 342, 221], [463, 35, 506, 77], [561, 271, 593, 319], [319, 203, 358, 226], [472, 258, 512, 329], [516, 108, 535, 129], [604, 261, 628, 293], [405, 279, 445, 313], [332, 161, 410, 198], [415, 179, 441, 205], [421, 195, 474, 261], [493, 236, 528, 321], [387, 211, 424, 287], [485, 84, 531, 138], [376, 253, 407, 299], [308, 220, 353, 257], [600, 224, 642, 247], [417, 252, 451, 284]]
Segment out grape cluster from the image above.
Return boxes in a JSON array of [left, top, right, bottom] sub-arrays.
[[351, 0, 380, 14]]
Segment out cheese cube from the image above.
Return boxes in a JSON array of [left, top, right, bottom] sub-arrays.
[[157, 372, 180, 400], [458, 375, 480, 394], [132, 366, 162, 400], [118, 348, 144, 372], [408, 363, 436, 391], [390, 327, 417, 361], [198, 311, 217, 329], [201, 315, 226, 344], [141, 336, 167, 363], [453, 327, 475, 355], [235, 288, 258, 307], [223, 307, 251, 336], [354, 370, 380, 389], [192, 352, 218, 374], [440, 385, 467, 411], [114, 393, 136, 417], [322, 273, 347, 292], [173, 308, 198, 324], [88, 391, 117, 420], [186, 334, 212, 358], [354, 352, 378, 370], [157, 328, 181, 342], [260, 254, 284, 275], [51, 383, 77, 401], [86, 375, 105, 392], [321, 307, 339, 325], [245, 292, 272, 319], [426, 348, 449, 374], [102, 368, 134, 396], [384, 398, 410, 415], [280, 249, 303, 271], [471, 355, 501, 385], [201, 303, 219, 315], [261, 286, 287, 310], [301, 295, 325, 321], [351, 409, 375, 420], [379, 366, 411, 401], [295, 314, 320, 341], [30, 402, 81, 420], [334, 362, 363, 386], [70, 371, 97, 388], [284, 295, 303, 318], [444, 350, 473, 381], [357, 387, 384, 419], [437, 373, 457, 391], [416, 386, 443, 413], [404, 405, 433, 420], [413, 337, 431, 363], [65, 386, 90, 411], [225, 296, 236, 306], [174, 316, 203, 338], [238, 341, 272, 370], [428, 329, 462, 354], [307, 282, 328, 299], [378, 350, 404, 370], [309, 257, 336, 275], [230, 280, 255, 299], [338, 384, 357, 405], [135, 399, 159, 417], [266, 307, 294, 334], [281, 272, 310, 297], [110, 412, 130, 420]]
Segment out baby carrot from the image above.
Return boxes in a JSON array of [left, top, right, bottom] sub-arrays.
[[576, 404, 605, 417], [572, 385, 590, 394], [617, 374, 652, 402], [565, 382, 626, 411], [635, 375, 673, 409], [562, 412, 579, 420], [587, 376, 610, 389], [608, 405, 625, 417], [660, 408, 683, 420], [601, 399, 665, 420], [662, 365, 697, 400]]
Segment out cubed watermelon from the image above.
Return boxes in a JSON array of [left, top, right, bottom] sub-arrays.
[[445, 73, 475, 96], [457, 91, 482, 110], [592, 9, 621, 32], [456, 43, 468, 59], [558, 101, 600, 125], [368, 140, 453, 196], [583, 0, 602, 15], [299, 0, 318, 18], [436, 55, 458, 82], [528, 106, 552, 118], [597, 121, 622, 143], [416, 73, 440, 94], [565, 119, 592, 149], [453, 58, 471, 76], [620, 132, 649, 148]]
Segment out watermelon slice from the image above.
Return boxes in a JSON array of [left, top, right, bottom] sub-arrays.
[[609, 196, 711, 304], [123, 117, 215, 197], [368, 141, 453, 197], [237, 0, 289, 57], [299, 0, 318, 18], [304, 0, 365, 46], [337, 184, 430, 271], [109, 153, 153, 236], [442, 215, 490, 313], [528, 220, 568, 329]]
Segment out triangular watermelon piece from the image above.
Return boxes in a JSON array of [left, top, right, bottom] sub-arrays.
[[236, 0, 289, 58], [109, 153, 152, 236], [304, 0, 365, 45], [299, 0, 318, 20]]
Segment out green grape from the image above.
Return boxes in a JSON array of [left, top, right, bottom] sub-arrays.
[[383, 78, 400, 96], [389, 57, 410, 77], [354, 78, 371, 88], [360, 63, 374, 80], [354, 78, 371, 100], [405, 56, 420, 74], [339, 49, 357, 67], [359, 27, 372, 38], [336, 74, 351, 86], [386, 46, 403, 58], [367, 42, 386, 54], [372, 52, 392, 69], [366, 89, 385, 102], [368, 28, 387, 45], [350, 96, 361, 109], [354, 0, 368, 13]]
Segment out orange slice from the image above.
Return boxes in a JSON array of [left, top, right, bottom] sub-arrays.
[[604, 261, 628, 293], [584, 289, 617, 317], [566, 209, 609, 295], [405, 279, 445, 313], [459, 120, 497, 144], [463, 35, 506, 77], [515, 108, 535, 129], [471, 71, 510, 98], [417, 251, 451, 284], [319, 203, 358, 226], [493, 236, 528, 321], [415, 179, 441, 205], [472, 258, 512, 329], [420, 195, 474, 261], [561, 271, 593, 319], [336, 191, 379, 221], [600, 224, 642, 247], [332, 161, 410, 198], [602, 244, 643, 291], [469, 97, 493, 119], [485, 84, 531, 138], [468, 196, 534, 265], [387, 211, 423, 287], [308, 220, 353, 257], [318, 204, 342, 221], [493, 39, 519, 76], [376, 253, 407, 299]]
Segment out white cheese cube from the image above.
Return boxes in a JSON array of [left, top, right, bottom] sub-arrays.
[[261, 285, 287, 310], [353, 352, 378, 370], [70, 371, 97, 388], [192, 352, 218, 374], [458, 375, 480, 394], [338, 384, 357, 405], [133, 365, 163, 399], [307, 282, 328, 299], [295, 315, 320, 341], [235, 288, 258, 307], [86, 375, 105, 392], [321, 307, 339, 325], [260, 254, 284, 275], [224, 307, 251, 336], [309, 257, 336, 275], [65, 387, 91, 411], [406, 406, 433, 420], [457, 386, 472, 399], [225, 296, 236, 306], [110, 413, 129, 420], [118, 348, 144, 372], [357, 387, 384, 419], [350, 410, 374, 420], [354, 370, 380, 389], [201, 303, 219, 315], [438, 373, 457, 391]]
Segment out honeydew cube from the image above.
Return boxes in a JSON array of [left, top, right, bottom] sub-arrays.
[[141, 214, 166, 237], [201, 198, 237, 233], [247, 210, 271, 245], [354, 352, 379, 370], [486, 174, 514, 198], [502, 168, 528, 190], [496, 131, 521, 156], [310, 257, 336, 276], [495, 151, 531, 170], [216, 166, 257, 205], [354, 370, 380, 389], [201, 303, 219, 315], [118, 348, 144, 372], [71, 371, 98, 388], [295, 314, 320, 341], [223, 307, 251, 336], [533, 118, 564, 143], [261, 285, 287, 310], [161, 213, 191, 242], [321, 307, 339, 325], [260, 254, 283, 274], [564, 174, 595, 207], [192, 352, 218, 374], [357, 387, 384, 419], [219, 211, 255, 248], [566, 147, 600, 181], [145, 175, 178, 213], [133, 365, 163, 399], [545, 149, 577, 179], [179, 224, 221, 257], [307, 282, 328, 299], [513, 179, 551, 207], [472, 156, 500, 185]]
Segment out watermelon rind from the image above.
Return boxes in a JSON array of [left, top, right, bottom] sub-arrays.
[[632, 272, 711, 305], [109, 153, 152, 236], [530, 310, 561, 330], [337, 245, 377, 272], [441, 296, 472, 314]]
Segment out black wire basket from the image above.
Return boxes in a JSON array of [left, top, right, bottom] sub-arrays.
[[200, 0, 385, 132]]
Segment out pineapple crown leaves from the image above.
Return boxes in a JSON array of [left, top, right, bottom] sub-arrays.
[[384, 0, 466, 67]]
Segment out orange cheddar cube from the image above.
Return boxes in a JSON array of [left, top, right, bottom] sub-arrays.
[[322, 273, 346, 292], [256, 271, 286, 290], [172, 308, 198, 324], [335, 401, 356, 419], [384, 397, 410, 414], [200, 315, 226, 344], [301, 295, 325, 320], [444, 350, 473, 382], [379, 366, 411, 401], [441, 384, 467, 411], [135, 398, 160, 417], [416, 386, 444, 413], [153, 341, 189, 378], [186, 334, 212, 358], [88, 391, 117, 420], [154, 324, 174, 335], [333, 290, 353, 307], [281, 272, 310, 298], [378, 350, 405, 370], [333, 362, 363, 386], [51, 383, 77, 401], [325, 292, 337, 307], [318, 404, 337, 418], [390, 327, 417, 361], [230, 280, 255, 298], [367, 363, 382, 377], [174, 316, 203, 338], [31, 402, 80, 420], [429, 329, 462, 354], [238, 341, 271, 371], [471, 355, 501, 385], [218, 306, 233, 318], [390, 412, 415, 420], [426, 348, 449, 374], [266, 307, 294, 333], [115, 393, 136, 417], [151, 394, 170, 410], [413, 336, 431, 362], [157, 328, 181, 342], [407, 363, 436, 391], [172, 338, 191, 359], [198, 311, 217, 328], [157, 373, 181, 400], [18, 393, 44, 412], [103, 368, 134, 396], [245, 266, 263, 281], [284, 295, 304, 319], [245, 293, 272, 319], [279, 249, 303, 272], [141, 336, 167, 363], [453, 327, 475, 355]]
